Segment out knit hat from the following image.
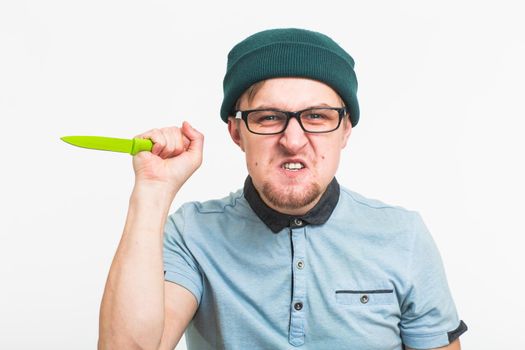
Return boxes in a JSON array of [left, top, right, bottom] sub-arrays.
[[221, 28, 360, 127]]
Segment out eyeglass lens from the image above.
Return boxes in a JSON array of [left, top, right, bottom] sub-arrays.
[[247, 108, 341, 134]]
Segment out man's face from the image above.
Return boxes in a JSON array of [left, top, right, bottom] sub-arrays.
[[228, 77, 352, 215]]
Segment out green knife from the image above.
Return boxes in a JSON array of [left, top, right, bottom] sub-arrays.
[[61, 136, 153, 155]]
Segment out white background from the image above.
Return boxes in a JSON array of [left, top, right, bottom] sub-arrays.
[[1, 0, 524, 349]]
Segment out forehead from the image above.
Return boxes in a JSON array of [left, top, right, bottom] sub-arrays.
[[240, 77, 342, 110]]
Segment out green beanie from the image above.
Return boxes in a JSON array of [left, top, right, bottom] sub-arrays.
[[221, 28, 360, 127]]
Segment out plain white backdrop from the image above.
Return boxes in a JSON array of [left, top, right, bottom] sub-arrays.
[[1, 0, 524, 348]]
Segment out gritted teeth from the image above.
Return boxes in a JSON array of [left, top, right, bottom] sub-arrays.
[[282, 162, 305, 170]]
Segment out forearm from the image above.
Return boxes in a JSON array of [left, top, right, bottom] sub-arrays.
[[98, 184, 176, 350]]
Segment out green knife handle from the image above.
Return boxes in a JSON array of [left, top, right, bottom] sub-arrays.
[[130, 138, 153, 155]]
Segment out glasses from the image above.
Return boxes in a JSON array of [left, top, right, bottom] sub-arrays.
[[234, 107, 347, 135]]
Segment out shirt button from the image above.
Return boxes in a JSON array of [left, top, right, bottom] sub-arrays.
[[294, 302, 303, 311], [293, 218, 303, 226], [360, 295, 369, 304], [297, 260, 305, 269]]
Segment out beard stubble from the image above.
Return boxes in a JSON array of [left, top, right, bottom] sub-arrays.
[[261, 180, 322, 211]]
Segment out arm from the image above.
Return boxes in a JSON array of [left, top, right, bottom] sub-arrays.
[[157, 281, 198, 350], [98, 123, 203, 349], [98, 186, 197, 350], [405, 338, 461, 350]]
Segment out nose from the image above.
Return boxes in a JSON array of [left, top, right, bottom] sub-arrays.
[[278, 117, 308, 153]]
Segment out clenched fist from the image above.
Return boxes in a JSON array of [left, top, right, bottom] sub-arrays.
[[131, 121, 204, 195]]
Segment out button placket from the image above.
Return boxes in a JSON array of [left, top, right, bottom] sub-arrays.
[[289, 227, 307, 346]]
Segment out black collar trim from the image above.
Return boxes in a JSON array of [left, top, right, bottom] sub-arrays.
[[243, 176, 340, 233]]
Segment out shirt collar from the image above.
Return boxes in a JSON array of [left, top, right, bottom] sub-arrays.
[[243, 175, 340, 233]]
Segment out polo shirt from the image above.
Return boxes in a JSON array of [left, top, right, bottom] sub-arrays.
[[163, 176, 467, 350]]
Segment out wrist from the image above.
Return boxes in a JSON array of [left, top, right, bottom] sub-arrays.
[[131, 181, 179, 207]]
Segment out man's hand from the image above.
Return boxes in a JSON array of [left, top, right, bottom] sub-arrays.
[[132, 121, 204, 196]]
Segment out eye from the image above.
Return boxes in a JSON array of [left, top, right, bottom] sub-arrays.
[[303, 112, 330, 121], [305, 113, 325, 120], [259, 114, 279, 121], [251, 112, 286, 124]]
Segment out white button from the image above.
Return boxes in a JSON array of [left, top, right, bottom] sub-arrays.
[[297, 260, 305, 269], [294, 218, 303, 226]]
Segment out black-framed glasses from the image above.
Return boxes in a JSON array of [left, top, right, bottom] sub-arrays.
[[234, 107, 348, 135]]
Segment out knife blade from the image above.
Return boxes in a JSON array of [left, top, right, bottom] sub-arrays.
[[61, 136, 153, 155]]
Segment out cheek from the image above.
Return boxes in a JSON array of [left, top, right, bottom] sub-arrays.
[[244, 139, 278, 170], [317, 152, 340, 170], [245, 148, 266, 170]]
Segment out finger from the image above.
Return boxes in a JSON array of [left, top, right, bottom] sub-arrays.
[[143, 128, 166, 156], [158, 128, 174, 159], [159, 127, 183, 159], [182, 134, 191, 151], [181, 121, 204, 155]]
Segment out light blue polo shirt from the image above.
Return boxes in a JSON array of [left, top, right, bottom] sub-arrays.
[[163, 177, 467, 350]]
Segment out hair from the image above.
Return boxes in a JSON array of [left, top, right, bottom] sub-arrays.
[[234, 81, 266, 111]]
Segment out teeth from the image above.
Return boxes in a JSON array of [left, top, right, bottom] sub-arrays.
[[283, 162, 304, 170]]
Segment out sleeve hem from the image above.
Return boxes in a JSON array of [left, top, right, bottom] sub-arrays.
[[402, 320, 468, 349], [448, 320, 468, 343], [401, 332, 449, 349], [164, 270, 202, 306]]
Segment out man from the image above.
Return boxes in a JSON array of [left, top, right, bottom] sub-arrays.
[[98, 28, 467, 350]]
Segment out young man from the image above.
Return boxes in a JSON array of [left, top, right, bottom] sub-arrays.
[[98, 28, 467, 350]]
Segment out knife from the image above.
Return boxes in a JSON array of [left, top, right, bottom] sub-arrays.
[[61, 136, 153, 155]]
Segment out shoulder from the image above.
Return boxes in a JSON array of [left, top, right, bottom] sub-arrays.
[[164, 188, 258, 245], [168, 188, 251, 227], [338, 186, 420, 224], [333, 186, 428, 253], [174, 188, 244, 214]]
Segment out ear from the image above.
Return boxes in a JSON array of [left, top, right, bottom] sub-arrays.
[[227, 117, 245, 152], [340, 118, 352, 149]]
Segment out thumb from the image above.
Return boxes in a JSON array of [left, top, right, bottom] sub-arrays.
[[181, 121, 204, 154]]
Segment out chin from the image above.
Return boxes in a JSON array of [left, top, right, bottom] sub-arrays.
[[261, 180, 322, 211]]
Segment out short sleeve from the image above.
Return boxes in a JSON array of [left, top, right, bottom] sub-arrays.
[[163, 204, 203, 306], [399, 211, 467, 349]]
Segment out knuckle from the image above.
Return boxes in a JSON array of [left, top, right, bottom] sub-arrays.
[[162, 127, 173, 135]]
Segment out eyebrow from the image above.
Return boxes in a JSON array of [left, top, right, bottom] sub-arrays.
[[251, 102, 335, 110]]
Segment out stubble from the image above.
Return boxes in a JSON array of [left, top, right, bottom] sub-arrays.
[[261, 180, 322, 211]]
